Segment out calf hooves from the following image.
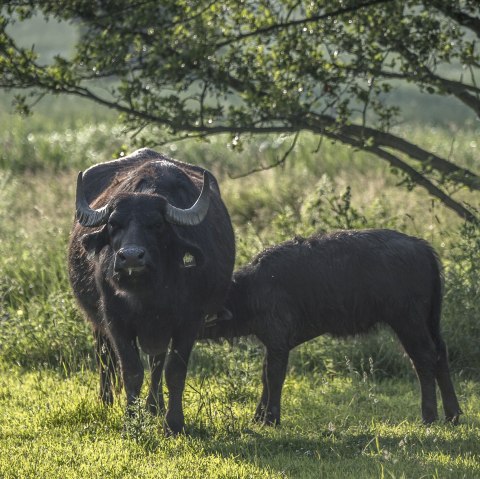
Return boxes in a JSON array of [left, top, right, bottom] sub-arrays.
[[164, 423, 185, 437], [422, 416, 438, 426]]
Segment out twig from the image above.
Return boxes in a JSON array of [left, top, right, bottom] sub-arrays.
[[230, 132, 300, 179], [215, 0, 395, 49]]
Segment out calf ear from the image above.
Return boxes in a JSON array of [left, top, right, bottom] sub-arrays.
[[81, 226, 108, 258]]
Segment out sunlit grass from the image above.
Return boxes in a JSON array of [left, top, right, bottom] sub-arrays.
[[1, 364, 479, 479]]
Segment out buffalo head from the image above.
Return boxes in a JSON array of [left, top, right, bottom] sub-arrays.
[[75, 170, 211, 281]]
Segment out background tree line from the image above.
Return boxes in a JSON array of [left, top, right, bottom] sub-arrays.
[[0, 0, 479, 220]]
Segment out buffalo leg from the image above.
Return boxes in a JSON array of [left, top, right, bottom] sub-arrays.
[[164, 330, 196, 435], [394, 328, 438, 424], [433, 337, 461, 423], [146, 353, 167, 415], [94, 330, 117, 406], [110, 332, 144, 416], [254, 348, 289, 425]]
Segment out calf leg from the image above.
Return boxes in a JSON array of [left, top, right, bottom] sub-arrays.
[[146, 353, 167, 415], [254, 348, 289, 426], [433, 337, 461, 423], [394, 328, 438, 424], [164, 329, 197, 435]]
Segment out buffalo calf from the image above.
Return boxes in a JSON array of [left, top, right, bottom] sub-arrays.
[[200, 229, 461, 426]]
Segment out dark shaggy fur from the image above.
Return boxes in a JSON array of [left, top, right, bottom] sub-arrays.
[[69, 148, 235, 434], [199, 229, 461, 425]]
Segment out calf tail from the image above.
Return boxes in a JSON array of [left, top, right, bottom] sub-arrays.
[[427, 249, 444, 350], [426, 247, 462, 421]]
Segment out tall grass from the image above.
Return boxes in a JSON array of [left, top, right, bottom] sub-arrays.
[[0, 116, 124, 172], [0, 121, 479, 380], [0, 171, 92, 369]]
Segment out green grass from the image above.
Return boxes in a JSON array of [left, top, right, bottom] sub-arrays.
[[1, 362, 479, 479]]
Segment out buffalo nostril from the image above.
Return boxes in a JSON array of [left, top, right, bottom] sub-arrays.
[[116, 247, 146, 271]]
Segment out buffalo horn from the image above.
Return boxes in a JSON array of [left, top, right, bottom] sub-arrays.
[[164, 171, 211, 226], [75, 172, 111, 227]]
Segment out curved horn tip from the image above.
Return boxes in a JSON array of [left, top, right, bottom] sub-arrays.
[[75, 172, 85, 201], [75, 170, 111, 227], [202, 170, 211, 188], [76, 171, 84, 186], [163, 170, 211, 226]]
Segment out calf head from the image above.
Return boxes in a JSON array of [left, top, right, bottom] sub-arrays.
[[76, 171, 211, 285]]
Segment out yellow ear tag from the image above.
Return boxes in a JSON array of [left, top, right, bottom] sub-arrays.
[[182, 252, 196, 268]]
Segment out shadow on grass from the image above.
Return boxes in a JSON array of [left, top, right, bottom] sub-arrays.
[[183, 421, 480, 478], [3, 363, 478, 478]]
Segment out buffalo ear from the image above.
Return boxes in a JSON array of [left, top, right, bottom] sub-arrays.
[[178, 241, 205, 269], [81, 226, 108, 258], [179, 245, 205, 269], [171, 226, 205, 268]]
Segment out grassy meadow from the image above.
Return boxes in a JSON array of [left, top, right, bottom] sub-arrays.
[[1, 15, 480, 479]]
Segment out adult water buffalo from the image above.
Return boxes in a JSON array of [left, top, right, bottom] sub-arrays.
[[200, 229, 461, 426], [68, 148, 235, 434]]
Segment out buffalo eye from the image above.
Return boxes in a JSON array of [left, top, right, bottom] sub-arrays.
[[108, 219, 121, 234], [149, 223, 165, 234], [145, 218, 165, 232]]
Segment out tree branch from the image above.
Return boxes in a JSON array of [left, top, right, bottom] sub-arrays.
[[368, 68, 480, 97], [390, 43, 480, 117], [215, 0, 396, 48], [230, 132, 300, 179], [324, 131, 477, 222], [430, 1, 480, 39], [307, 113, 480, 190], [33, 78, 480, 195]]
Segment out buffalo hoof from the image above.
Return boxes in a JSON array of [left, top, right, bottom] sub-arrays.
[[164, 411, 185, 436], [445, 410, 462, 425], [253, 409, 280, 426]]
